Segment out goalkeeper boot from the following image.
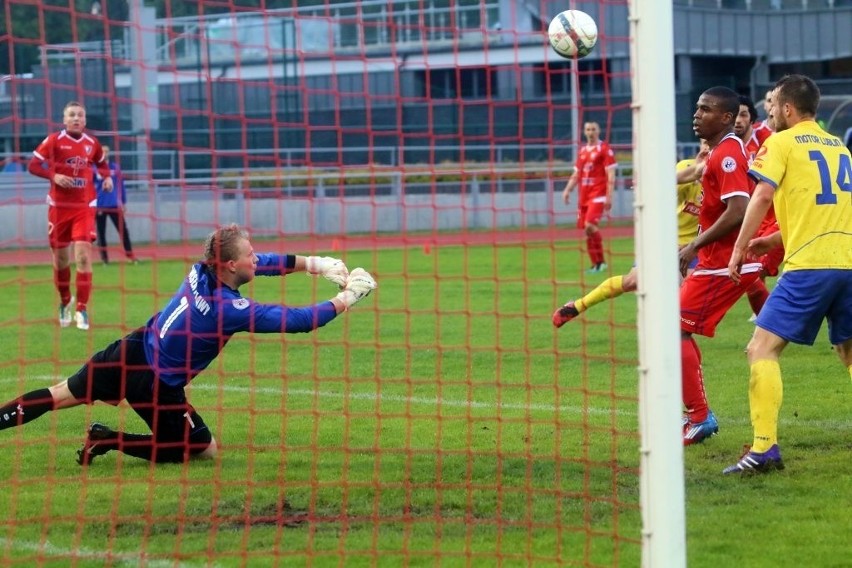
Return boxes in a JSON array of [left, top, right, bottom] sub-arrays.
[[552, 301, 580, 328], [58, 297, 74, 328], [723, 444, 784, 475], [683, 410, 718, 446], [75, 310, 90, 331], [76, 422, 117, 466]]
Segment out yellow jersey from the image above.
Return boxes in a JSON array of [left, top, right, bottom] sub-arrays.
[[749, 120, 852, 271], [676, 159, 703, 246]]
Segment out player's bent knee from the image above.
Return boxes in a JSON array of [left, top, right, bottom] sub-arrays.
[[835, 339, 852, 367], [745, 339, 759, 363], [189, 428, 215, 459], [48, 381, 84, 409], [194, 436, 218, 460], [746, 328, 785, 363]]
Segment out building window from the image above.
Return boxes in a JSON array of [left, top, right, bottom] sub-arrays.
[[537, 58, 609, 98], [418, 67, 495, 99]]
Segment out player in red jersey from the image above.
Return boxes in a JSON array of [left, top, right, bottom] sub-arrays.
[[736, 95, 772, 162], [562, 121, 617, 273], [754, 88, 775, 136], [678, 86, 763, 446], [735, 94, 784, 318], [28, 101, 113, 331]]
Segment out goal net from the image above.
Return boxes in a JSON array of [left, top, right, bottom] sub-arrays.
[[0, 1, 648, 565]]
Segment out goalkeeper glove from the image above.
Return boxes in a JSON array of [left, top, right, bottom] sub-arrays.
[[305, 256, 349, 288], [335, 268, 377, 309]]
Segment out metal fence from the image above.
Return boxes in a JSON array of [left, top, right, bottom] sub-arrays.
[[0, 163, 640, 246], [1, 143, 713, 208]]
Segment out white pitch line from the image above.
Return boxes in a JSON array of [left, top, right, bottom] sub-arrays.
[[5, 375, 852, 429], [0, 375, 635, 417], [0, 536, 202, 568]]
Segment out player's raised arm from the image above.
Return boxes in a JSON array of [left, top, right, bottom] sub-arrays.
[[301, 255, 350, 287], [229, 266, 377, 333], [253, 253, 349, 287], [675, 143, 708, 184]]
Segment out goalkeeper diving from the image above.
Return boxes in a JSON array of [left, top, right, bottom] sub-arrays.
[[0, 223, 377, 465]]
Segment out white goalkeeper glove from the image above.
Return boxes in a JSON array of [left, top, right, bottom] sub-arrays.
[[335, 267, 377, 309], [305, 256, 349, 288]]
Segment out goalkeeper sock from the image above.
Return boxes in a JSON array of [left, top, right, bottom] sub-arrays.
[[114, 432, 211, 463], [55, 267, 72, 306], [576, 275, 624, 313], [110, 433, 171, 463], [76, 271, 92, 311], [749, 359, 783, 453], [746, 279, 769, 316], [0, 389, 54, 430]]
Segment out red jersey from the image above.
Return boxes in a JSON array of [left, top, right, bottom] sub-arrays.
[[573, 142, 616, 203], [743, 128, 772, 164], [743, 127, 779, 235], [695, 133, 758, 272], [30, 130, 108, 209], [753, 120, 773, 139]]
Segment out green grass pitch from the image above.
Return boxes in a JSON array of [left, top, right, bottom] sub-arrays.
[[0, 236, 849, 567]]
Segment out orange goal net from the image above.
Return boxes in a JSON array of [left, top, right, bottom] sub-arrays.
[[0, 1, 640, 565]]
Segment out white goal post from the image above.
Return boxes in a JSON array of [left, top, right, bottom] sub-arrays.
[[629, 1, 687, 567]]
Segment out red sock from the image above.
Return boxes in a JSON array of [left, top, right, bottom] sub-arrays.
[[587, 232, 605, 265], [681, 336, 708, 423], [76, 272, 92, 311], [746, 279, 769, 315], [55, 267, 71, 306]]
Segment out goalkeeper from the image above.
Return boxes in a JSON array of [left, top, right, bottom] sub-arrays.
[[0, 223, 377, 465]]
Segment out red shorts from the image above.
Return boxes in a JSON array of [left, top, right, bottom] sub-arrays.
[[759, 246, 785, 277], [576, 200, 606, 228], [48, 206, 96, 248], [756, 224, 784, 277], [680, 271, 761, 337]]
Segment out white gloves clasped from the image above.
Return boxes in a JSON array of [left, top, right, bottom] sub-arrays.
[[335, 268, 377, 309], [305, 256, 375, 309], [305, 256, 349, 288]]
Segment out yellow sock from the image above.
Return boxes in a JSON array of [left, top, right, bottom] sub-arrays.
[[576, 275, 624, 313], [848, 364, 851, 383], [749, 359, 783, 453]]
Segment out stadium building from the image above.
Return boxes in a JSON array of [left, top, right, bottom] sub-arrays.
[[0, 0, 850, 243], [1, 0, 850, 174]]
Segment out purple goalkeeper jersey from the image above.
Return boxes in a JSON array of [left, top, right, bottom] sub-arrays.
[[143, 254, 338, 387]]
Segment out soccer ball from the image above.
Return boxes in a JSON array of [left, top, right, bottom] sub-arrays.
[[548, 10, 598, 59]]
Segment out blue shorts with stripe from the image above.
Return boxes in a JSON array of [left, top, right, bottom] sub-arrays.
[[755, 269, 852, 346]]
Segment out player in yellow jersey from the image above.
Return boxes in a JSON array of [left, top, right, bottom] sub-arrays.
[[675, 153, 705, 249], [552, 141, 708, 327], [725, 74, 852, 474]]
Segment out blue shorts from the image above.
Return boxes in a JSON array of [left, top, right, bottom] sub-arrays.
[[755, 269, 852, 345]]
